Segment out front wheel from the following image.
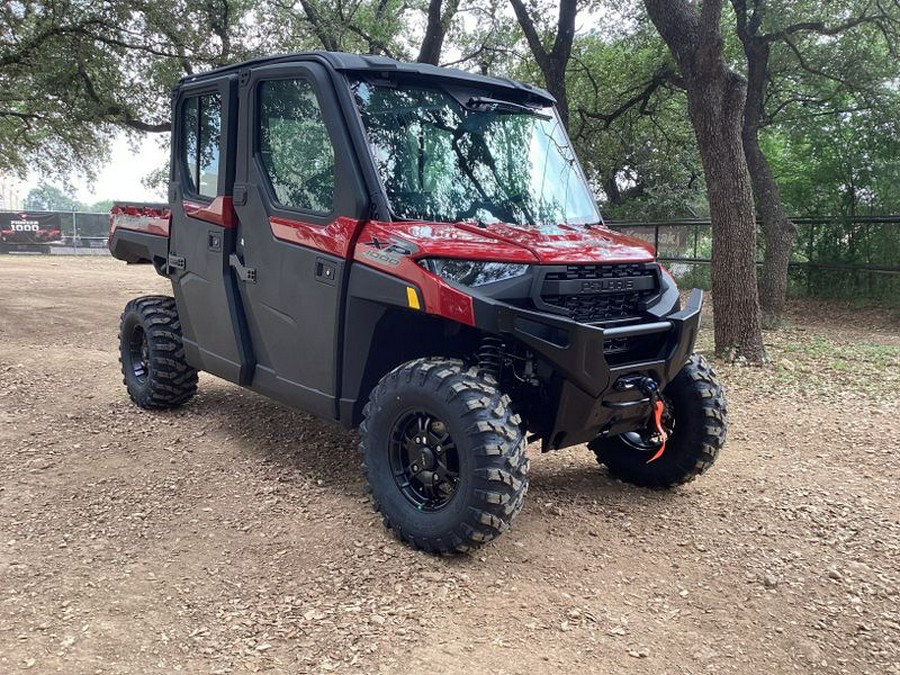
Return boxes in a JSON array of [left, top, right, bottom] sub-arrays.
[[360, 358, 529, 555], [589, 354, 727, 488]]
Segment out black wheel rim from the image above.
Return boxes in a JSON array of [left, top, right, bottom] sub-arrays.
[[621, 396, 675, 452], [128, 324, 150, 384], [389, 411, 460, 511]]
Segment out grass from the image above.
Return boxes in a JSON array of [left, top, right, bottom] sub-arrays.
[[766, 333, 899, 400], [696, 310, 900, 403]]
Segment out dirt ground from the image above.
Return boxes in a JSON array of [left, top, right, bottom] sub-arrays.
[[1, 256, 898, 675]]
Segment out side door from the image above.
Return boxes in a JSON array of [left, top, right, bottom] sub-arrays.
[[169, 76, 252, 384], [232, 62, 369, 419]]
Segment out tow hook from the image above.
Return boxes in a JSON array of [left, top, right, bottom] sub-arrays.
[[615, 376, 668, 464]]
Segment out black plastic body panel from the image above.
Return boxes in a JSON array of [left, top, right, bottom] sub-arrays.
[[108, 228, 168, 269], [236, 244, 348, 420], [169, 225, 253, 385], [339, 264, 435, 426], [178, 51, 554, 109], [472, 289, 703, 450]]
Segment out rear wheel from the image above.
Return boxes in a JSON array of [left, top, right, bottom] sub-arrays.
[[360, 358, 529, 555], [589, 354, 727, 488], [119, 295, 198, 409]]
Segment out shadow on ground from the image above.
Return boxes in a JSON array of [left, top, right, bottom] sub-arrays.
[[176, 380, 686, 509]]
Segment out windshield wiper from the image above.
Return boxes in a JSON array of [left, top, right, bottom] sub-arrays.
[[465, 96, 551, 119]]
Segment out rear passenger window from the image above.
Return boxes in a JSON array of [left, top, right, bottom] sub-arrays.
[[181, 93, 221, 198], [259, 79, 335, 214]]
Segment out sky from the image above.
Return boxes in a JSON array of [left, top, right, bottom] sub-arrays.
[[24, 132, 169, 205]]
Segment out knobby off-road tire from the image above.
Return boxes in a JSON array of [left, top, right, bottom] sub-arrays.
[[590, 354, 727, 488], [119, 295, 198, 409], [360, 358, 529, 555]]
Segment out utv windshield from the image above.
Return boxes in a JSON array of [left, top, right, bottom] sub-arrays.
[[351, 80, 600, 229]]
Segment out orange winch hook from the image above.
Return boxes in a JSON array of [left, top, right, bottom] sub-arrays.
[[646, 398, 668, 464]]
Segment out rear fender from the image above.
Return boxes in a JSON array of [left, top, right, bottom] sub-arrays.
[[108, 227, 169, 275]]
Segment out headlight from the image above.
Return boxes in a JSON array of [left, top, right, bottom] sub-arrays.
[[418, 258, 530, 286]]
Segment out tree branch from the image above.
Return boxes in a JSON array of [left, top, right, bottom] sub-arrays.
[[642, 0, 701, 74], [550, 0, 577, 64], [781, 36, 856, 87], [0, 19, 108, 68], [508, 0, 549, 69], [577, 65, 678, 130], [346, 22, 397, 57], [298, 0, 341, 51], [763, 13, 888, 43], [76, 65, 170, 133]]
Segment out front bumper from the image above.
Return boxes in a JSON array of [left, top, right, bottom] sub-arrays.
[[472, 288, 703, 451]]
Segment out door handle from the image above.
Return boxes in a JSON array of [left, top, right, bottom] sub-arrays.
[[315, 257, 337, 286], [229, 253, 257, 283], [233, 184, 248, 206], [167, 253, 186, 271], [208, 231, 222, 252]]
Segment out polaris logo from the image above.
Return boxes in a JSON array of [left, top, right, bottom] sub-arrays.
[[581, 278, 635, 292], [542, 273, 656, 297]]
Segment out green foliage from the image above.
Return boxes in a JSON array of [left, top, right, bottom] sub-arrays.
[[567, 30, 706, 220], [0, 1, 261, 179], [23, 182, 82, 210], [259, 0, 413, 58], [21, 183, 114, 214], [85, 199, 114, 213], [759, 33, 900, 305], [763, 102, 900, 218], [0, 1, 457, 180]]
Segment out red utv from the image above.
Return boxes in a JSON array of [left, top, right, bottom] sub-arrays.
[[109, 52, 727, 554]]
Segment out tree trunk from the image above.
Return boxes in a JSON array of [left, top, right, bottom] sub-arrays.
[[543, 62, 569, 128], [417, 0, 459, 65], [508, 0, 575, 130], [743, 127, 796, 327], [739, 38, 797, 328], [643, 0, 765, 362], [687, 72, 766, 361]]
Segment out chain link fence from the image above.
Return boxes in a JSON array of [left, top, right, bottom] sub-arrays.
[[56, 209, 110, 254], [608, 216, 900, 305]]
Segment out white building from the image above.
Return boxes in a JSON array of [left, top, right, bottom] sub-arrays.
[[0, 172, 25, 211]]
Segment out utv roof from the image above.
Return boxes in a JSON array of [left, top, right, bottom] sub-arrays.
[[178, 51, 555, 105]]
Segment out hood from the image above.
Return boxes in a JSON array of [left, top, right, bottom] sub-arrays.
[[361, 220, 656, 265], [454, 221, 656, 264]]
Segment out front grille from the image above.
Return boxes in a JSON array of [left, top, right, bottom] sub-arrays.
[[543, 293, 647, 323], [541, 263, 659, 324], [543, 263, 652, 282]]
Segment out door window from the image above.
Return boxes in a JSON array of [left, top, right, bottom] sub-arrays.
[[181, 93, 222, 198], [259, 79, 335, 214]]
